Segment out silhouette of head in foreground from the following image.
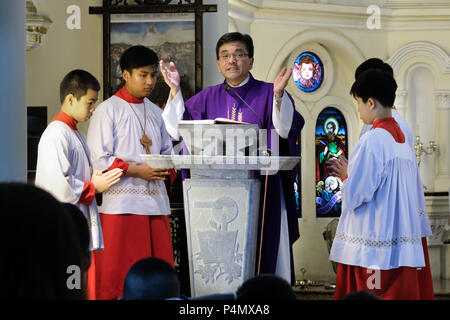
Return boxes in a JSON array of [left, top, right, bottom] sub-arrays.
[[123, 257, 180, 300], [236, 274, 297, 300]]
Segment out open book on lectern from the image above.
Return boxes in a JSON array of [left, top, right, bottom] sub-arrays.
[[177, 119, 261, 156], [179, 118, 249, 125]]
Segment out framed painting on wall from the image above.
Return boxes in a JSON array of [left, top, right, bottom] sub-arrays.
[[89, 0, 217, 100], [110, 12, 196, 101]]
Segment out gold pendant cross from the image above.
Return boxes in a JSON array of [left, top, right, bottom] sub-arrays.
[[140, 134, 152, 154]]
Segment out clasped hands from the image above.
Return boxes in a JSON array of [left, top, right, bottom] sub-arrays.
[[325, 154, 349, 180], [91, 168, 123, 193]]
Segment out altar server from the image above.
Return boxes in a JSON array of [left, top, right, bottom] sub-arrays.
[[35, 69, 123, 253], [329, 69, 434, 300], [160, 32, 305, 284], [327, 58, 413, 180], [87, 45, 174, 300]]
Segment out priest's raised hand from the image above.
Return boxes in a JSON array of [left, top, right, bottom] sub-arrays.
[[273, 66, 293, 110], [91, 168, 123, 193], [160, 60, 180, 100]]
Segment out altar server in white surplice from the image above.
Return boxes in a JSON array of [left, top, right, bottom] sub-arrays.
[[87, 46, 175, 300], [329, 69, 434, 300], [35, 70, 123, 253], [326, 58, 414, 181]]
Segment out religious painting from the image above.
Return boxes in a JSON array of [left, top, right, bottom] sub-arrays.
[[110, 12, 196, 100], [315, 107, 347, 218], [292, 52, 323, 92]]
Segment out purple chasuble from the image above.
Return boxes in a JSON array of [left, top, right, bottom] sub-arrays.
[[183, 73, 304, 284]]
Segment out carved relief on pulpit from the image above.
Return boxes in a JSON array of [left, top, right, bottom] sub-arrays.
[[194, 197, 243, 285]]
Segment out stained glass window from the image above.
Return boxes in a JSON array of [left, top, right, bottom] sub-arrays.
[[315, 107, 347, 218], [293, 52, 323, 92]]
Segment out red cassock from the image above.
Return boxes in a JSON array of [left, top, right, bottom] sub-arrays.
[[334, 238, 434, 300], [87, 212, 174, 300]]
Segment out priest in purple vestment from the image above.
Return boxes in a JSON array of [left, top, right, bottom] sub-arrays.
[[160, 32, 305, 284]]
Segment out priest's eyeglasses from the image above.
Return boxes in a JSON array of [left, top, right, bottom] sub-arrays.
[[220, 53, 249, 61]]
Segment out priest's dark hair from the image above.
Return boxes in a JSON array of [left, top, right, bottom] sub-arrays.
[[60, 69, 101, 104], [350, 69, 397, 108], [355, 58, 394, 79], [216, 32, 254, 59], [120, 45, 159, 73], [0, 183, 86, 299], [123, 257, 180, 300]]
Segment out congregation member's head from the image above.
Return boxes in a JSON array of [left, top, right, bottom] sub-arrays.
[[123, 257, 181, 300], [63, 203, 91, 272], [120, 45, 159, 99], [235, 274, 297, 300], [215, 32, 255, 86], [350, 69, 397, 125], [0, 183, 85, 299], [60, 69, 100, 123]]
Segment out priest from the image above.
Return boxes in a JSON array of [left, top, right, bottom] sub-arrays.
[[160, 32, 305, 284]]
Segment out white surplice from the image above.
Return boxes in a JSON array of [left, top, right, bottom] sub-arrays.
[[329, 128, 432, 270], [35, 121, 103, 251], [87, 96, 173, 216]]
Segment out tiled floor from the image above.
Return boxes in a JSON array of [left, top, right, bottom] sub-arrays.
[[294, 278, 450, 300]]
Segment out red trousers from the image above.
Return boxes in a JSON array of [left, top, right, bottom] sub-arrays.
[[87, 213, 174, 300], [334, 238, 434, 300]]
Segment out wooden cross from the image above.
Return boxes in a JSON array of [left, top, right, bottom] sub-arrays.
[[140, 133, 152, 154]]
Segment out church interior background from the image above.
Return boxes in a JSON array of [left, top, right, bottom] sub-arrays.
[[1, 0, 449, 298]]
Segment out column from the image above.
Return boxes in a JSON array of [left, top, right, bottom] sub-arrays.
[[0, 0, 27, 182]]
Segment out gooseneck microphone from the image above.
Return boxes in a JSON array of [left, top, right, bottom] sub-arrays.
[[224, 83, 263, 128]]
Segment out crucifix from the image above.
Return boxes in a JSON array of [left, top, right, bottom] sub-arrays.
[[89, 0, 217, 100], [140, 133, 152, 154]]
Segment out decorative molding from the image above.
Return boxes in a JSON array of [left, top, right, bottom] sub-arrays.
[[425, 195, 450, 246], [288, 43, 333, 103], [229, 0, 450, 31], [394, 90, 408, 109], [434, 91, 450, 109], [266, 30, 364, 88], [388, 41, 450, 75]]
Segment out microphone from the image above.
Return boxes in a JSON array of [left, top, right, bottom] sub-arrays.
[[224, 83, 263, 128]]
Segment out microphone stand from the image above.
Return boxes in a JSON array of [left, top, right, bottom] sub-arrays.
[[224, 83, 263, 128]]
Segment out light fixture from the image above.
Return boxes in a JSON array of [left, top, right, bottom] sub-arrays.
[[26, 0, 52, 51], [414, 136, 439, 167]]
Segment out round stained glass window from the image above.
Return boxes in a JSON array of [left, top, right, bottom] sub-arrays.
[[293, 52, 324, 92]]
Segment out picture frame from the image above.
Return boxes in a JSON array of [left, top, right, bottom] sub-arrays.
[[89, 0, 217, 100]]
